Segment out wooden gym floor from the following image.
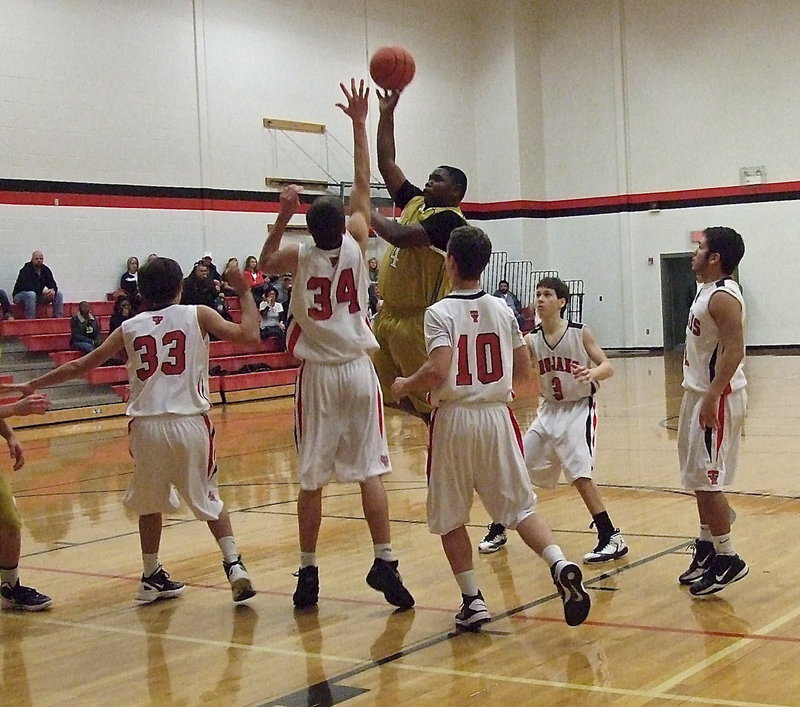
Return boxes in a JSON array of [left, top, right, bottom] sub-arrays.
[[2, 351, 799, 706]]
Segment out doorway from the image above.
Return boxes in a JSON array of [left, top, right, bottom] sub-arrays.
[[660, 253, 696, 350]]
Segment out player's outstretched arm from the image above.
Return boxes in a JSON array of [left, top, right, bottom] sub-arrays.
[[198, 265, 260, 348], [371, 211, 431, 248], [0, 420, 25, 470], [376, 88, 407, 202], [259, 185, 301, 275], [512, 344, 539, 401], [20, 329, 125, 393], [391, 346, 451, 400], [337, 78, 371, 252], [574, 326, 614, 384], [0, 394, 50, 419]]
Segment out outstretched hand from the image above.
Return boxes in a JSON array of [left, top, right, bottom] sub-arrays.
[[6, 436, 24, 471], [336, 78, 369, 123], [14, 393, 50, 415], [279, 184, 303, 216], [376, 87, 401, 114], [223, 263, 249, 295]]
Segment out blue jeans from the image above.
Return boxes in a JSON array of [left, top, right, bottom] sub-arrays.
[[71, 340, 96, 354], [0, 289, 10, 318], [13, 290, 64, 319]]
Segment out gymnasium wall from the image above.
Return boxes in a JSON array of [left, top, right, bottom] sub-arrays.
[[1, 0, 798, 347]]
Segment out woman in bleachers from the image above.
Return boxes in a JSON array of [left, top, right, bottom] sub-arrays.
[[119, 256, 141, 309], [109, 295, 134, 333], [258, 286, 285, 349], [243, 255, 268, 302], [70, 301, 101, 353]]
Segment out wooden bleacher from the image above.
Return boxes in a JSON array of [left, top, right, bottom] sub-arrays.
[[0, 296, 298, 426]]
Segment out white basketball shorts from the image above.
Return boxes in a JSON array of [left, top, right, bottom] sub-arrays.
[[427, 402, 537, 536], [294, 356, 391, 490], [125, 413, 224, 521], [524, 397, 597, 487], [678, 388, 746, 491]]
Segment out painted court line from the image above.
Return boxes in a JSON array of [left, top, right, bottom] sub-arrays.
[[384, 663, 784, 706], [650, 603, 800, 695], [3, 613, 364, 666]]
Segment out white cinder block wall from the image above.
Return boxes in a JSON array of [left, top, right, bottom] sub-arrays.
[[1, 0, 797, 347]]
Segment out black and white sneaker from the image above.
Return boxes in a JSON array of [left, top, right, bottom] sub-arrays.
[[689, 554, 749, 596], [137, 566, 185, 603], [551, 562, 591, 626], [366, 558, 415, 610], [292, 565, 319, 609], [583, 530, 629, 564], [678, 539, 715, 585], [477, 523, 507, 554], [0, 581, 52, 612], [455, 591, 491, 631], [223, 556, 256, 603]]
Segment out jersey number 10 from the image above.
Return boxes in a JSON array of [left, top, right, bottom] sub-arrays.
[[455, 333, 503, 386]]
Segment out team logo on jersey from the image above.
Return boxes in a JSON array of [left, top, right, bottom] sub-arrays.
[[152, 316, 164, 325], [707, 469, 720, 485], [469, 310, 479, 323], [208, 491, 218, 502], [380, 455, 389, 467]]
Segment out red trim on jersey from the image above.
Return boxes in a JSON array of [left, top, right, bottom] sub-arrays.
[[508, 407, 524, 453], [202, 414, 215, 478], [715, 393, 727, 460], [287, 322, 302, 357], [127, 419, 134, 458], [426, 410, 436, 482], [294, 363, 304, 445], [377, 384, 384, 437]]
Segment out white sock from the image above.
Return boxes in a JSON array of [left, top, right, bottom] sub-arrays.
[[0, 566, 19, 587], [699, 524, 713, 542], [455, 570, 479, 597], [373, 543, 396, 563], [541, 544, 566, 569], [142, 554, 160, 577], [300, 552, 317, 568], [217, 536, 239, 564], [713, 533, 735, 556]]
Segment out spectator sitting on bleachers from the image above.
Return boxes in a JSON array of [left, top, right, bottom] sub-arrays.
[[198, 252, 223, 288], [243, 255, 268, 301], [12, 251, 64, 319], [258, 286, 285, 348], [181, 262, 230, 320], [0, 289, 12, 320], [367, 257, 379, 283], [221, 258, 240, 296], [493, 279, 525, 328], [275, 273, 293, 309], [119, 256, 141, 307], [70, 301, 101, 353], [109, 295, 134, 333]]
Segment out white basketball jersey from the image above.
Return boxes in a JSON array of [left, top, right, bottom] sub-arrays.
[[683, 278, 746, 394], [526, 322, 594, 403], [287, 232, 378, 364], [122, 305, 211, 416], [425, 289, 524, 405]]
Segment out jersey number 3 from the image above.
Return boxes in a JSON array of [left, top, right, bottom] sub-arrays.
[[306, 268, 360, 320], [133, 331, 187, 381], [455, 333, 503, 385]]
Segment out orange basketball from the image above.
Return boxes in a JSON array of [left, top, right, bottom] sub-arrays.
[[369, 45, 416, 91]]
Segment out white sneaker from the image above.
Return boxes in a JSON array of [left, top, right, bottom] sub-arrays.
[[583, 531, 628, 564], [477, 524, 507, 554], [223, 556, 256, 603]]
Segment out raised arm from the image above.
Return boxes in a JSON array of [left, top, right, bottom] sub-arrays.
[[371, 212, 431, 248], [336, 78, 371, 252], [376, 89, 408, 201], [259, 185, 301, 276], [197, 263, 261, 348]]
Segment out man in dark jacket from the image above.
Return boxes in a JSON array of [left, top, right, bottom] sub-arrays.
[[12, 251, 64, 319]]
